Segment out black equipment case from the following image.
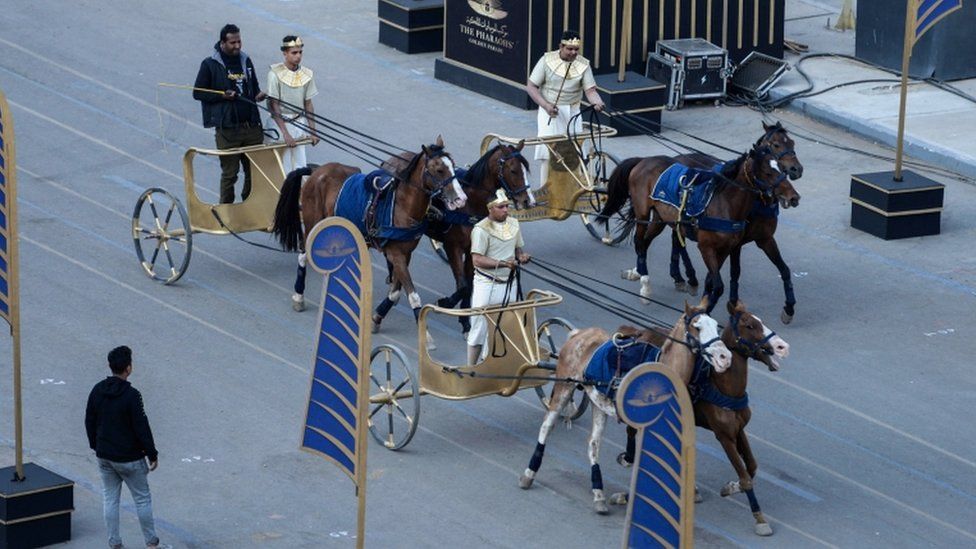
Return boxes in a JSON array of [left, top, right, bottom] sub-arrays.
[[646, 38, 730, 110]]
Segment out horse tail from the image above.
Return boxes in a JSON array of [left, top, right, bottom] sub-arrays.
[[599, 156, 642, 233], [272, 166, 314, 252]]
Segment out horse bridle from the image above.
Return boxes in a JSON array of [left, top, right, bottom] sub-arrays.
[[419, 150, 458, 199], [749, 127, 796, 195], [496, 149, 531, 199], [729, 312, 776, 357], [683, 311, 724, 367]]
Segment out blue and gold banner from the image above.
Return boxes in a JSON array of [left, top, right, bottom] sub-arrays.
[[914, 0, 963, 44], [617, 362, 696, 549], [0, 89, 18, 327], [300, 217, 372, 491]]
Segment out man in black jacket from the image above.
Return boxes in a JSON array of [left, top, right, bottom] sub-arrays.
[[86, 346, 166, 549], [193, 23, 267, 203]]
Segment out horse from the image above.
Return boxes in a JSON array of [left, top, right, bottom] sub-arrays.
[[517, 299, 732, 514], [615, 300, 790, 536], [272, 136, 467, 346], [599, 122, 803, 314], [383, 141, 534, 335]]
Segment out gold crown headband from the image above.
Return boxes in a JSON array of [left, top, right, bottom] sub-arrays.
[[282, 37, 303, 49], [560, 37, 582, 47]]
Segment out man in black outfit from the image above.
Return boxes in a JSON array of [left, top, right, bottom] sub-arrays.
[[193, 23, 267, 203], [86, 346, 166, 549]]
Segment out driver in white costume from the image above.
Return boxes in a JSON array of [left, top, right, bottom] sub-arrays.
[[467, 189, 531, 365], [525, 30, 605, 189], [267, 35, 319, 172]]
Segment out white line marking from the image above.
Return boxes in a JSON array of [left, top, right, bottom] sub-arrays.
[[750, 364, 976, 469], [752, 432, 976, 542], [22, 235, 308, 375]]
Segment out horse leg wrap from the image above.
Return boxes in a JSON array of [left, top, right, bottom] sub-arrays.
[[625, 426, 637, 463], [636, 255, 648, 277], [413, 307, 421, 321], [784, 281, 796, 307], [745, 488, 761, 513], [591, 464, 604, 491], [669, 248, 684, 282], [528, 442, 546, 473], [294, 265, 307, 295], [375, 297, 395, 317]]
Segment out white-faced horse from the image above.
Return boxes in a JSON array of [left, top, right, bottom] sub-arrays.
[[518, 300, 732, 513]]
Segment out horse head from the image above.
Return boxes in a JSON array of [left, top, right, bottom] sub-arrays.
[[419, 135, 467, 211], [748, 140, 801, 209], [758, 121, 803, 180], [683, 299, 732, 373], [725, 301, 790, 371], [493, 140, 535, 210]]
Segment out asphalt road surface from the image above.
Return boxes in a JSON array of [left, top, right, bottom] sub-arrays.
[[0, 1, 974, 547]]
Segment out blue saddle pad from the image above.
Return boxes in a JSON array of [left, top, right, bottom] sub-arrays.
[[584, 338, 662, 396], [335, 170, 425, 242], [651, 163, 718, 217]]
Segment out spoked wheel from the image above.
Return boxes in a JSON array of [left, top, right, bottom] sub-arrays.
[[368, 344, 420, 450], [535, 317, 588, 420], [429, 237, 449, 264], [579, 152, 629, 246], [132, 188, 192, 284]]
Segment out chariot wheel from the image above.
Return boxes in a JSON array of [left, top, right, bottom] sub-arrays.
[[535, 317, 588, 420], [429, 237, 449, 263], [579, 152, 629, 246], [368, 344, 420, 450], [132, 188, 192, 284]]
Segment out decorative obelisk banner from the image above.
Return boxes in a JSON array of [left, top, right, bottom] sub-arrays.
[[299, 217, 372, 549], [616, 362, 696, 549], [0, 88, 25, 480]]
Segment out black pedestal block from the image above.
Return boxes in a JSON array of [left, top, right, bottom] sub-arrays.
[[850, 170, 945, 240], [378, 0, 444, 54], [0, 463, 74, 548], [434, 58, 535, 109], [591, 72, 666, 136]]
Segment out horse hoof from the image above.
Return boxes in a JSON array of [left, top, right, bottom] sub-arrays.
[[687, 284, 699, 297], [621, 269, 640, 281], [371, 315, 382, 334], [674, 281, 687, 292], [518, 475, 534, 490], [608, 492, 629, 506], [781, 310, 794, 325], [616, 452, 633, 468], [694, 489, 703, 503], [594, 500, 610, 515], [720, 481, 740, 497], [755, 522, 773, 536], [291, 298, 306, 312]]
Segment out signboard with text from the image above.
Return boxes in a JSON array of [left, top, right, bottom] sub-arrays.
[[444, 0, 530, 86]]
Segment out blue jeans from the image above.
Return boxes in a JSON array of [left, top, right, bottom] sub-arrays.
[[98, 458, 158, 547]]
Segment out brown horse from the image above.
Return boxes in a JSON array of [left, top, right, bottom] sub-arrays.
[[384, 141, 534, 335], [615, 301, 790, 535], [518, 299, 732, 514], [599, 122, 803, 313], [667, 145, 802, 323], [272, 136, 467, 346]]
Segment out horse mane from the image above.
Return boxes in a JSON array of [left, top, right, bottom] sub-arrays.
[[397, 143, 445, 181], [464, 144, 531, 188], [717, 153, 748, 190]]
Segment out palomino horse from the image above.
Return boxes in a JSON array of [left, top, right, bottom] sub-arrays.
[[272, 136, 467, 344], [599, 122, 803, 313], [384, 141, 534, 335], [518, 300, 732, 514], [616, 301, 790, 535]]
